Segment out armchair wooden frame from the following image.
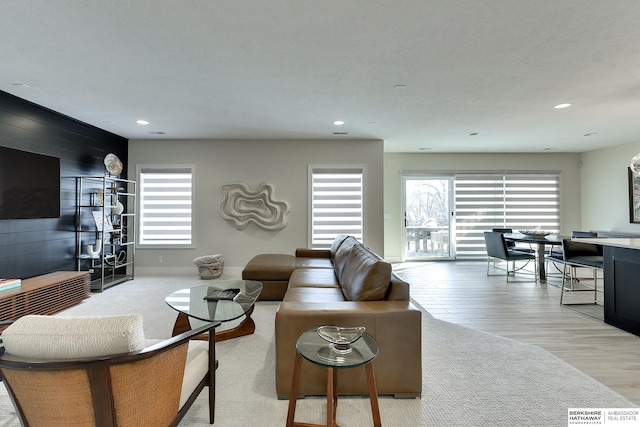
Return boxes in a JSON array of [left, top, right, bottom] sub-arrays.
[[0, 321, 220, 427]]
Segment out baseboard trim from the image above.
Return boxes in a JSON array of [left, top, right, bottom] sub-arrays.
[[136, 266, 243, 277]]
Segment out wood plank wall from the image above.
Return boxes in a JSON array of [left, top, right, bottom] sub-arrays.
[[0, 90, 128, 280]]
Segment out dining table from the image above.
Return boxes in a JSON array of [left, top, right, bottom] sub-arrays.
[[503, 233, 567, 283]]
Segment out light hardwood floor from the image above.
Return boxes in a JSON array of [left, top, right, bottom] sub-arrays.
[[394, 260, 640, 404]]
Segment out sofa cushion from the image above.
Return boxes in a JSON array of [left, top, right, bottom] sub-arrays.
[[1, 314, 146, 359], [282, 287, 347, 302], [340, 245, 392, 301], [332, 236, 360, 281], [288, 268, 340, 288], [386, 272, 411, 301], [330, 234, 352, 259], [294, 257, 334, 269], [242, 254, 295, 281]]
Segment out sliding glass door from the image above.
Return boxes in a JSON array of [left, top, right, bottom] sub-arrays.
[[402, 176, 454, 261], [401, 172, 560, 261]]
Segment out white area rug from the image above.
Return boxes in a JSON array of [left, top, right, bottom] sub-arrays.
[[0, 275, 635, 426]]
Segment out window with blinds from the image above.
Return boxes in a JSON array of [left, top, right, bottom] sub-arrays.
[[455, 173, 560, 259], [137, 166, 194, 247], [309, 166, 364, 248]]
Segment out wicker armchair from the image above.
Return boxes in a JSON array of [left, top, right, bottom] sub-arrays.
[[0, 314, 219, 427]]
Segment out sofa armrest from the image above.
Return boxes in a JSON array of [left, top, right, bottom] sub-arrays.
[[295, 248, 331, 258], [275, 301, 422, 398]]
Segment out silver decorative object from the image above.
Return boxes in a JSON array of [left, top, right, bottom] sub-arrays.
[[219, 182, 289, 230], [317, 325, 366, 353], [518, 230, 551, 237], [104, 153, 123, 176]]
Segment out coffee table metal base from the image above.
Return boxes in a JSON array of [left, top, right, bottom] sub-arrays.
[[171, 305, 257, 341], [285, 352, 381, 427]]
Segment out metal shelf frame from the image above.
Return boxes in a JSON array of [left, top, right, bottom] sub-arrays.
[[75, 176, 136, 291]]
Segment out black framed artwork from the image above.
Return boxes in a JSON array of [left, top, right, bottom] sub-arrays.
[[628, 167, 640, 223]]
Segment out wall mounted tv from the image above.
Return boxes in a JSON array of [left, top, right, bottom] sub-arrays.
[[0, 146, 60, 220]]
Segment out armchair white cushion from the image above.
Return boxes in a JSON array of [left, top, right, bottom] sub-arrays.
[[1, 313, 146, 359], [181, 341, 210, 408], [0, 314, 218, 425]]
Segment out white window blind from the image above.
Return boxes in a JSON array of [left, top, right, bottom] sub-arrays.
[[309, 166, 364, 248], [455, 173, 560, 259], [138, 166, 194, 247]]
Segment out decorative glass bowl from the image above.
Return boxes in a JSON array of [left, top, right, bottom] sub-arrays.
[[518, 230, 551, 237], [317, 326, 366, 353]]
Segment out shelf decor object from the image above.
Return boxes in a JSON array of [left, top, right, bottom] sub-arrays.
[[104, 153, 123, 176], [518, 230, 551, 238], [219, 182, 289, 230]]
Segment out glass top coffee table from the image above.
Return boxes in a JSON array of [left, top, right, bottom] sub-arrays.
[[286, 328, 381, 427], [165, 279, 262, 341]]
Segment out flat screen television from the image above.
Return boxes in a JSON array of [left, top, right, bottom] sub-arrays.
[[0, 146, 60, 220]]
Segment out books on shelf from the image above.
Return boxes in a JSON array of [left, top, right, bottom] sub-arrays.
[[0, 278, 21, 292]]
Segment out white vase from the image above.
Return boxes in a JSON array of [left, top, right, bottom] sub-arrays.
[[87, 239, 102, 259], [111, 201, 124, 215]]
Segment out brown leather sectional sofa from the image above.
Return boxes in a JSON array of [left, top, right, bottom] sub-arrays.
[[242, 235, 422, 399]]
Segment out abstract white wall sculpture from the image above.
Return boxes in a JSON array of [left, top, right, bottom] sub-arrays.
[[219, 182, 289, 230]]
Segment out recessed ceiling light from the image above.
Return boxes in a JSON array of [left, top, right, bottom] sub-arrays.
[[554, 103, 572, 109], [149, 131, 166, 135], [11, 83, 30, 88], [469, 132, 479, 136], [394, 84, 407, 89], [136, 119, 149, 125], [332, 132, 348, 135], [584, 132, 598, 137], [419, 147, 432, 151], [333, 120, 345, 126]]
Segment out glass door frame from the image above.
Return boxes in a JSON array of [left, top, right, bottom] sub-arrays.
[[401, 174, 456, 261]]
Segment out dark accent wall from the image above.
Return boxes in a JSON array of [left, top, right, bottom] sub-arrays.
[[0, 91, 128, 280]]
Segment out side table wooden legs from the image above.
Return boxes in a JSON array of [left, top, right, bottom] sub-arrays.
[[171, 305, 256, 341], [286, 353, 303, 426], [285, 352, 382, 427], [365, 363, 381, 427]]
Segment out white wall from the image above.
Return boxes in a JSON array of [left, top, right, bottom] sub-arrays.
[[580, 139, 640, 233], [128, 139, 384, 274], [128, 138, 640, 273], [383, 153, 583, 261]]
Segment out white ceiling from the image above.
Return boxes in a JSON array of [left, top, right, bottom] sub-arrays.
[[2, 1, 640, 153]]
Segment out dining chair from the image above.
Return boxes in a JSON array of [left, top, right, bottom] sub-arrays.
[[558, 239, 603, 305], [484, 231, 537, 282], [546, 231, 598, 282], [492, 228, 534, 254]]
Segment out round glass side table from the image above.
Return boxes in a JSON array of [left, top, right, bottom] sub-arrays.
[[285, 328, 381, 427]]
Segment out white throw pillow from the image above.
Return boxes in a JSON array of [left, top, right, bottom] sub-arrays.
[[1, 314, 146, 359]]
